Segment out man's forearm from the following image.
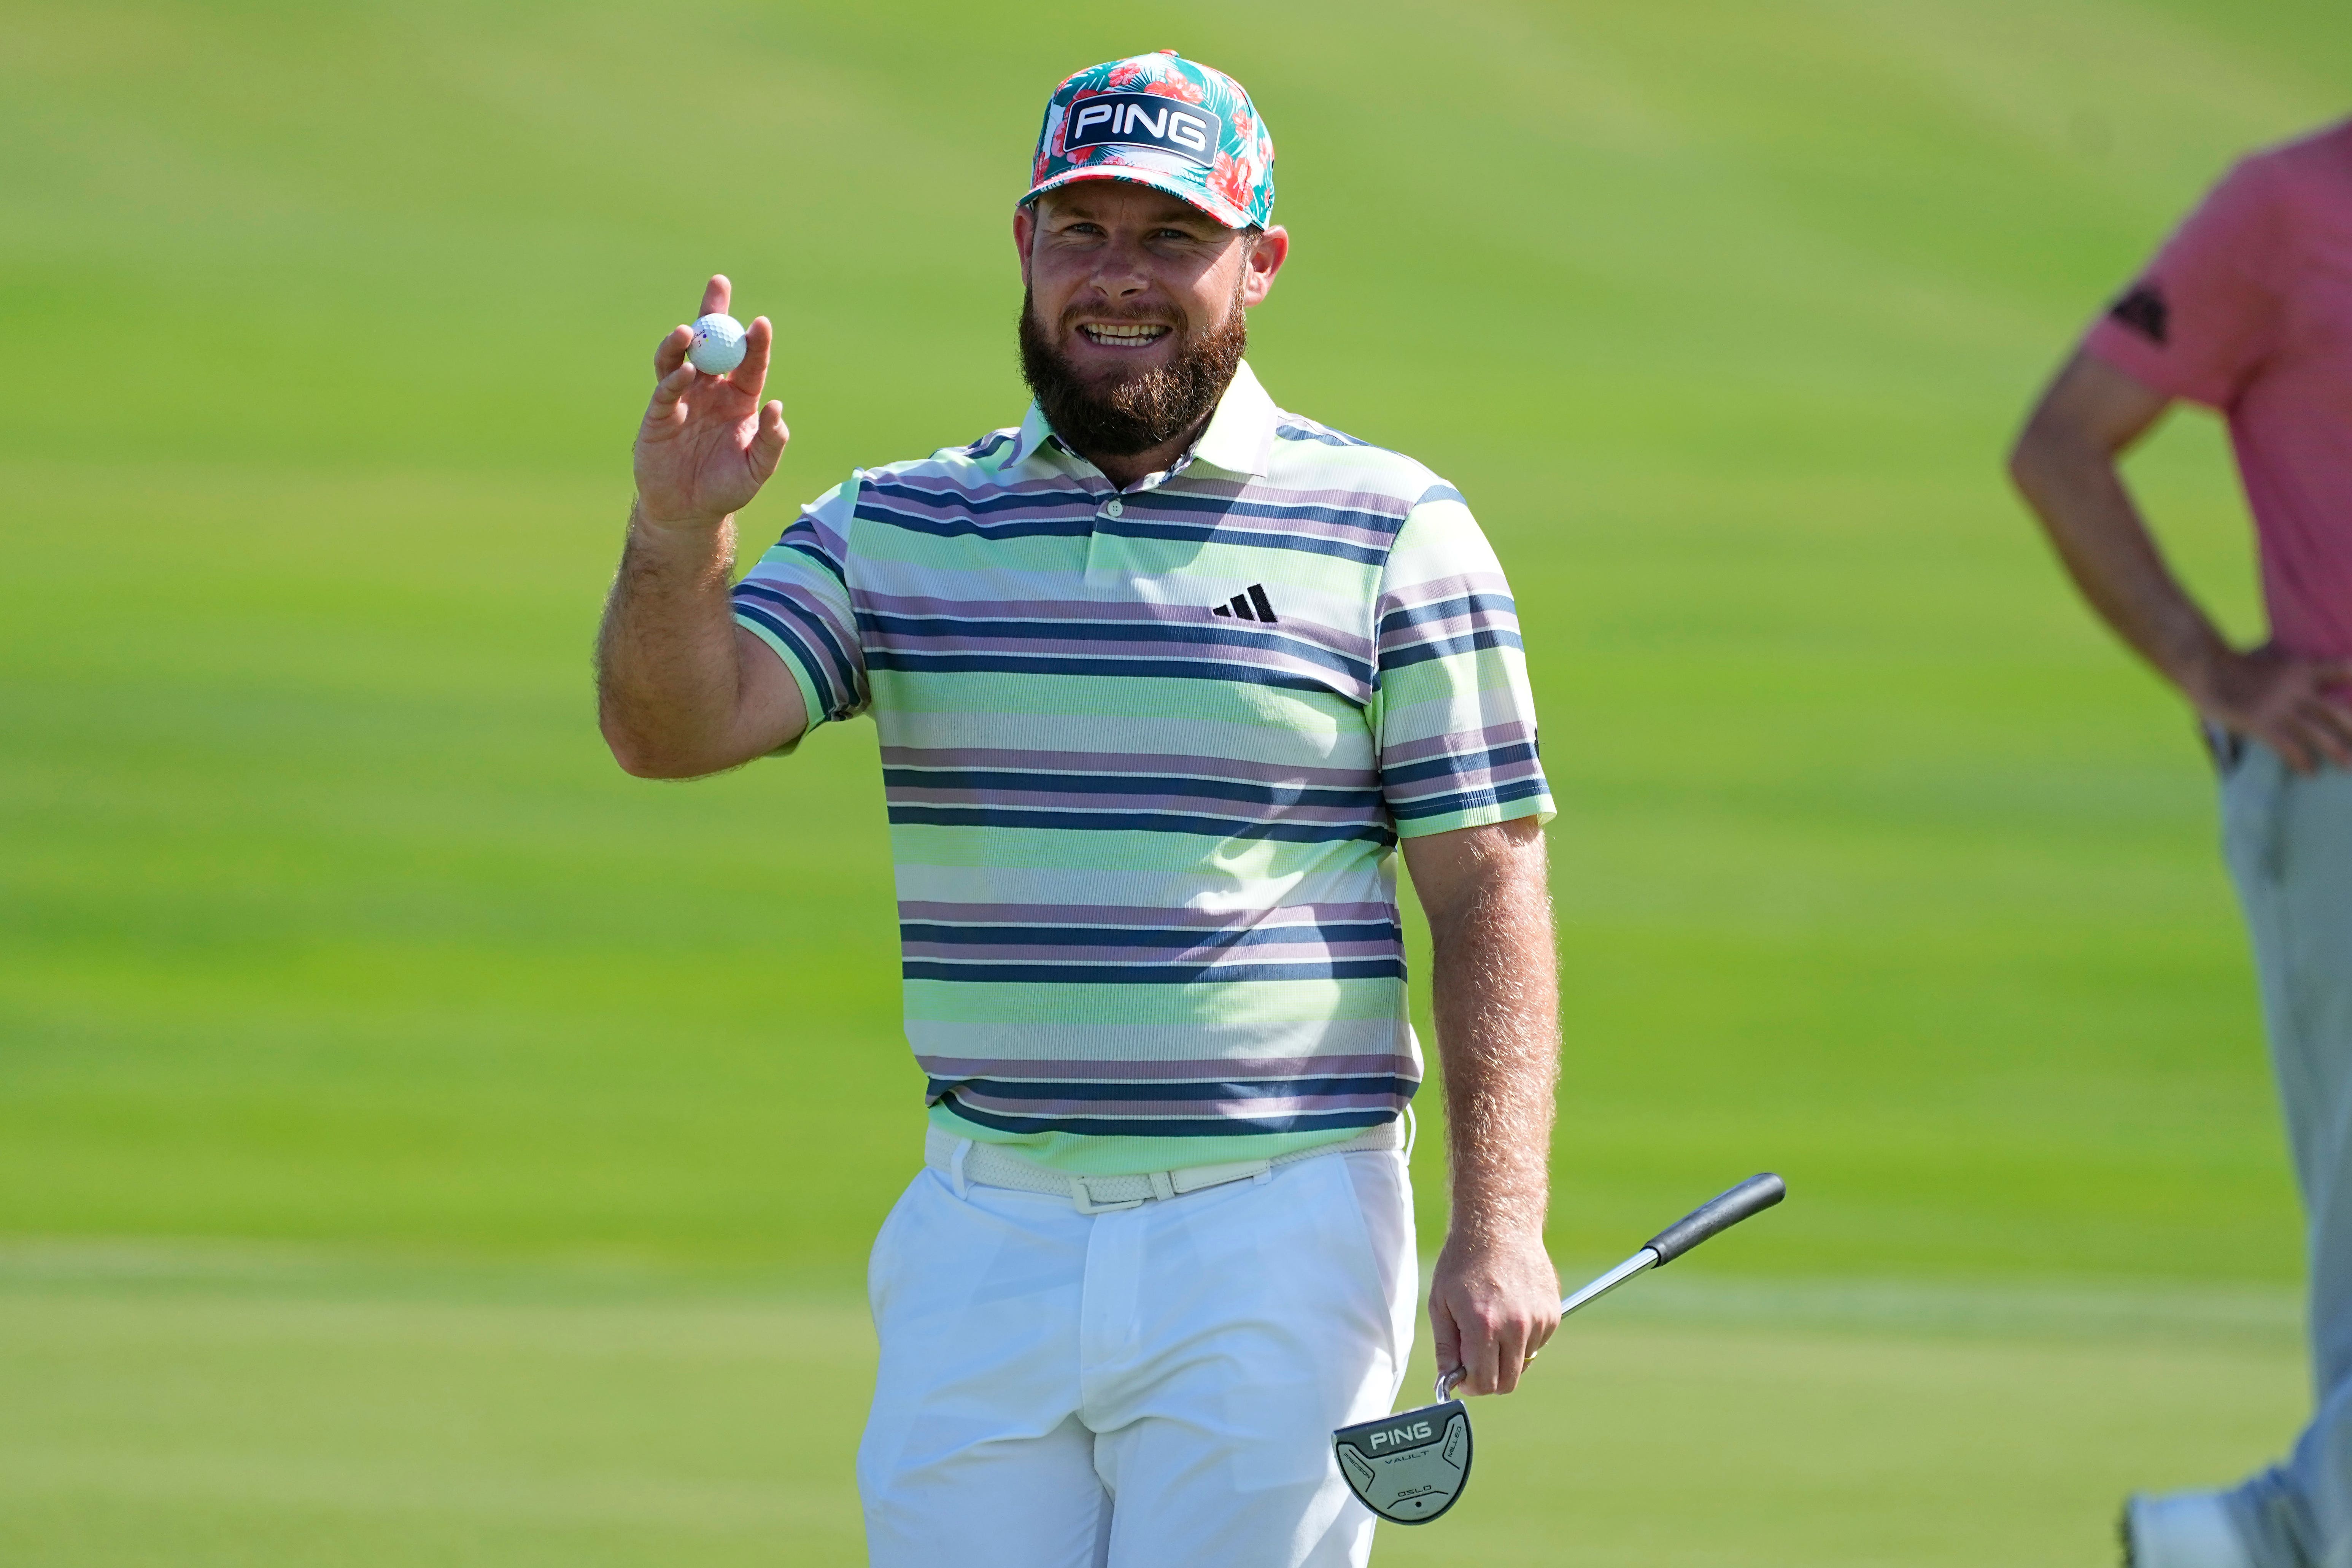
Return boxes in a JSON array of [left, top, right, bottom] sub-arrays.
[[596, 502, 758, 778], [2007, 350, 2232, 703], [1424, 824, 1559, 1240], [1407, 818, 1562, 1394], [2010, 430, 2231, 700]]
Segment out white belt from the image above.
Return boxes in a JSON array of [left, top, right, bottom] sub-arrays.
[[925, 1115, 1410, 1215]]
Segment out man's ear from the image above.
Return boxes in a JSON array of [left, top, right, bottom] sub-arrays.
[[1013, 205, 1036, 289], [1240, 225, 1289, 308]]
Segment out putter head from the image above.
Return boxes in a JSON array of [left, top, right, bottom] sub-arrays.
[[1331, 1399, 1472, 1524]]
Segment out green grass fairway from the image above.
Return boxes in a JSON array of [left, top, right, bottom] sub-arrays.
[[0, 1247, 2308, 1567], [4, 0, 2350, 1562]]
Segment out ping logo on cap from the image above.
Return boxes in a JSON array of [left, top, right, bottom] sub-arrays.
[[1066, 92, 1224, 167]]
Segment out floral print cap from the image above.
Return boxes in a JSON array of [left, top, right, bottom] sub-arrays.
[[1023, 51, 1275, 230]]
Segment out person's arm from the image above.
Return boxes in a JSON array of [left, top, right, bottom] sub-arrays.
[[598, 274, 809, 778], [2009, 348, 2352, 772], [1402, 814, 1561, 1397]]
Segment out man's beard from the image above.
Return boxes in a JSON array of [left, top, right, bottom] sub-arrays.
[[1018, 284, 1247, 459]]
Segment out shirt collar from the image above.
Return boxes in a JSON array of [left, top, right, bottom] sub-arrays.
[[1006, 358, 1277, 481], [1007, 400, 1061, 472], [1187, 359, 1277, 480]]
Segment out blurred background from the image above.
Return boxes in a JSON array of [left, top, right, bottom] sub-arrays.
[[4, 2, 2346, 1563]]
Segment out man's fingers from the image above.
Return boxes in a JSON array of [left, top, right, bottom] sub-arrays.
[[1430, 1297, 1462, 1387], [655, 325, 690, 380], [2267, 722, 2319, 775], [1491, 1316, 1533, 1395], [732, 316, 774, 398], [750, 401, 790, 485], [2306, 693, 2352, 735], [2298, 703, 2352, 768], [1489, 1343, 1520, 1394], [1431, 1306, 1461, 1367], [701, 273, 731, 319], [1458, 1310, 1503, 1396], [2310, 679, 2352, 728], [648, 361, 696, 413]]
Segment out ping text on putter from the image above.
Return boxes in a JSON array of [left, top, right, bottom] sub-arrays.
[[1332, 1171, 1786, 1525]]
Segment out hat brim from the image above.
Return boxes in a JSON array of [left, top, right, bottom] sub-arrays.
[[1020, 166, 1252, 230]]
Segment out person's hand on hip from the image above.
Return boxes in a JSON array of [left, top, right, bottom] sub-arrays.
[[2189, 645, 2352, 775]]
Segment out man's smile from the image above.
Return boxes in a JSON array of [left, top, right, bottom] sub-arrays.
[[1078, 321, 1174, 348]]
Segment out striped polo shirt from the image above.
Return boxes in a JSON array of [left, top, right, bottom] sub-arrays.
[[731, 361, 1553, 1175]]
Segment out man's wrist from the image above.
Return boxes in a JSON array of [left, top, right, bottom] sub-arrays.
[[1441, 1203, 1549, 1253], [2149, 621, 2236, 709], [2191, 648, 2263, 721], [631, 494, 733, 532]]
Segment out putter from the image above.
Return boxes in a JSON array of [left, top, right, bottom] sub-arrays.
[[1332, 1171, 1786, 1525]]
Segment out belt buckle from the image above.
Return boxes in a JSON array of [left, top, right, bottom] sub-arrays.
[[1168, 1158, 1272, 1196], [1068, 1176, 1147, 1215]]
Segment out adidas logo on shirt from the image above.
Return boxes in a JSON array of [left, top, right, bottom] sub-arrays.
[[1211, 585, 1278, 623]]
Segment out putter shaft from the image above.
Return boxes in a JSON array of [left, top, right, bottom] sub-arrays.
[[1558, 1245, 1659, 1319]]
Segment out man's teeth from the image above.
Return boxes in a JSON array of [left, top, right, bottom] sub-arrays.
[[1081, 324, 1170, 346]]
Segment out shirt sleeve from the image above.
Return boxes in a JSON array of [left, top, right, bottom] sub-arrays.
[[729, 477, 870, 743], [2081, 155, 2286, 410], [1370, 483, 1556, 838]]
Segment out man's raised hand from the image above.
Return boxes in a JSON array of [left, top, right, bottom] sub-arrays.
[[634, 275, 789, 527]]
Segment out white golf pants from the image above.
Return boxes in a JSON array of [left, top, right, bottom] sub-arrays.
[[856, 1144, 1418, 1568]]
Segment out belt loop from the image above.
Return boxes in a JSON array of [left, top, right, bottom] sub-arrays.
[[1149, 1170, 1177, 1203], [950, 1137, 972, 1199], [1402, 1105, 1418, 1162]]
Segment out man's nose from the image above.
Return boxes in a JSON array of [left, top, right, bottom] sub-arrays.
[[1088, 237, 1153, 296]]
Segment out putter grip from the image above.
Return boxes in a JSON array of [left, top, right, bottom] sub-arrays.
[[1642, 1173, 1785, 1266]]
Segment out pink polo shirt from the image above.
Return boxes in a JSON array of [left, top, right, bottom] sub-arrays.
[[2083, 121, 2352, 661]]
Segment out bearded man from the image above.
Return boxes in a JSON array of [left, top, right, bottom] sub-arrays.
[[596, 52, 1562, 1568]]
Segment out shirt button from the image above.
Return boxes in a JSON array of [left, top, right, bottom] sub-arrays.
[[1103, 499, 1124, 518]]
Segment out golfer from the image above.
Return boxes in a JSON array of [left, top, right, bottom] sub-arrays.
[[596, 52, 1562, 1566], [2010, 119, 2352, 1568]]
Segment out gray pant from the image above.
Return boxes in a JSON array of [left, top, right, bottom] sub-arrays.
[[2221, 740, 2352, 1568]]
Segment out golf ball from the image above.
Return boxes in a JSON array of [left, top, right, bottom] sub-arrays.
[[688, 313, 747, 375]]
